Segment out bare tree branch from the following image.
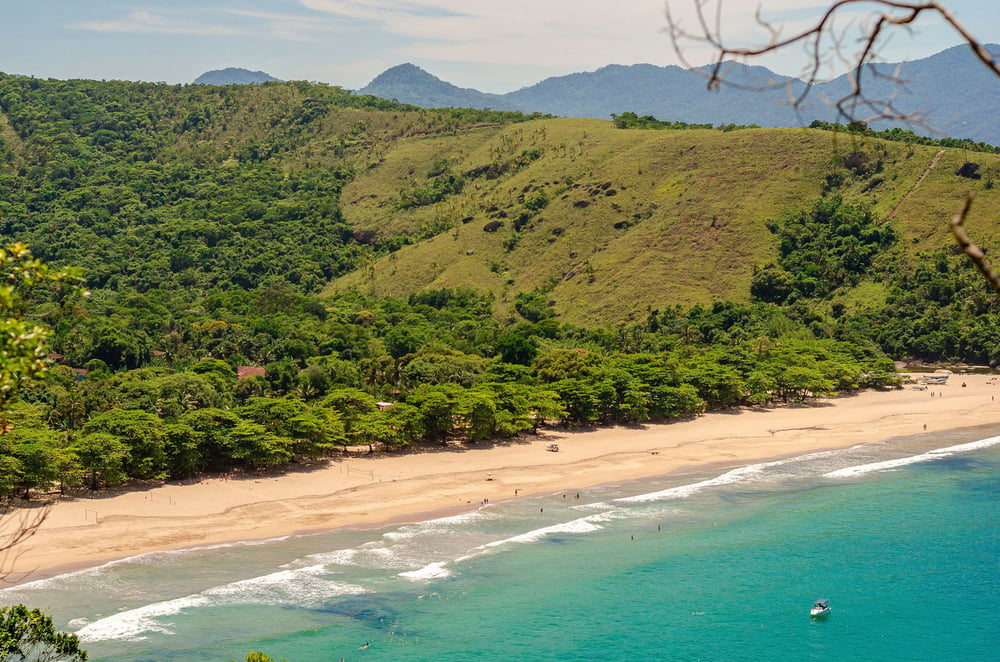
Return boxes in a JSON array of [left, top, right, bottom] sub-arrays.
[[666, 2, 1000, 294], [664, 1, 999, 126], [0, 506, 48, 583], [949, 193, 1000, 295]]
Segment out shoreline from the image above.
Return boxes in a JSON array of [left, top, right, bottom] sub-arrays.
[[3, 374, 999, 585]]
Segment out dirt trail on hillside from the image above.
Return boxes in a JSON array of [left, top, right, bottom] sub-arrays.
[[887, 148, 946, 220]]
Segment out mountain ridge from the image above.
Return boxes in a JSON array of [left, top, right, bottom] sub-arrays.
[[1, 72, 997, 325], [358, 43, 1000, 144], [326, 119, 1000, 324]]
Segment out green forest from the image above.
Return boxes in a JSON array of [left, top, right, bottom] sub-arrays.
[[0, 74, 997, 499]]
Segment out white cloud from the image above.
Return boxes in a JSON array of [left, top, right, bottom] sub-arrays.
[[70, 4, 349, 44], [299, 1, 683, 71], [72, 9, 245, 36], [224, 8, 346, 42], [61, 1, 985, 89], [294, 1, 871, 75]]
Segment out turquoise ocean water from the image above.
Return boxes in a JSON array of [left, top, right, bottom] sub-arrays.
[[3, 424, 999, 661]]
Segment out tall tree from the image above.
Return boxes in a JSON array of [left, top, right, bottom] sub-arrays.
[[0, 244, 82, 577], [0, 605, 87, 661], [0, 243, 84, 430]]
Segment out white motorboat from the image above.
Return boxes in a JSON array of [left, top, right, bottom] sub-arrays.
[[810, 599, 831, 617]]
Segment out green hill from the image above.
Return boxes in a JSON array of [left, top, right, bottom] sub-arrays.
[[327, 119, 1000, 325], [0, 74, 997, 347], [2, 75, 999, 494]]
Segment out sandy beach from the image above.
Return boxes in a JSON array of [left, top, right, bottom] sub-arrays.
[[3, 373, 998, 583]]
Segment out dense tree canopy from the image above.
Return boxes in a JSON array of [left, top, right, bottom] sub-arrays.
[[0, 76, 991, 502], [0, 281, 904, 498]]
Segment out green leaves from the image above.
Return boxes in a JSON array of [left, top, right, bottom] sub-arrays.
[[0, 243, 85, 426], [0, 604, 88, 661], [758, 196, 897, 303], [73, 432, 129, 489], [81, 409, 166, 479]]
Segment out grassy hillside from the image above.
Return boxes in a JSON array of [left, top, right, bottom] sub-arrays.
[[2, 77, 999, 495], [326, 121, 1000, 325], [0, 75, 543, 296], [1, 74, 997, 331]]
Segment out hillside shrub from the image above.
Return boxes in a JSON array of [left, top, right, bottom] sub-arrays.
[[759, 196, 896, 301], [956, 162, 981, 179]]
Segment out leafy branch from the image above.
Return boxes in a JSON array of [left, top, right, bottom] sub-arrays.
[[0, 243, 87, 432]]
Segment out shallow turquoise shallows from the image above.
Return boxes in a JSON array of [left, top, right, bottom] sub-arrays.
[[4, 424, 998, 662]]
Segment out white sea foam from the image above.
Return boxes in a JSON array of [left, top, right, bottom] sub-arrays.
[[614, 448, 855, 504], [825, 435, 1000, 478], [382, 511, 488, 542], [397, 510, 621, 581], [76, 594, 210, 641], [75, 564, 368, 642], [583, 508, 627, 524], [394, 435, 1000, 586], [305, 542, 389, 568], [304, 547, 362, 566], [306, 510, 492, 570], [398, 561, 452, 581], [2, 535, 296, 595], [615, 462, 773, 503], [1, 566, 104, 594], [482, 515, 606, 549], [1, 551, 173, 594], [327, 542, 433, 571], [421, 510, 490, 527]]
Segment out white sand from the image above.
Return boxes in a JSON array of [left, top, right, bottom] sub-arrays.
[[3, 374, 998, 582]]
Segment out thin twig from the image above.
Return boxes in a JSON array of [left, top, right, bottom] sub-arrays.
[[0, 507, 49, 582], [664, 1, 999, 126], [948, 193, 1000, 295], [665, 1, 1000, 294]]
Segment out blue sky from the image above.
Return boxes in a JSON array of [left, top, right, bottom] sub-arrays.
[[1, 1, 995, 91]]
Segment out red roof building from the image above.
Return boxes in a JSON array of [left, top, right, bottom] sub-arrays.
[[237, 366, 267, 380]]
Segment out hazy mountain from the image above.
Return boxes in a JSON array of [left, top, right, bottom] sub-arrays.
[[816, 44, 1000, 145], [506, 62, 807, 128], [357, 63, 517, 110], [194, 67, 282, 85], [358, 44, 1000, 144]]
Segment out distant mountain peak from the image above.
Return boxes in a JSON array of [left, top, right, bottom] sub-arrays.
[[194, 68, 281, 85], [357, 63, 515, 111], [356, 44, 999, 144], [385, 63, 432, 76], [364, 63, 443, 87]]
